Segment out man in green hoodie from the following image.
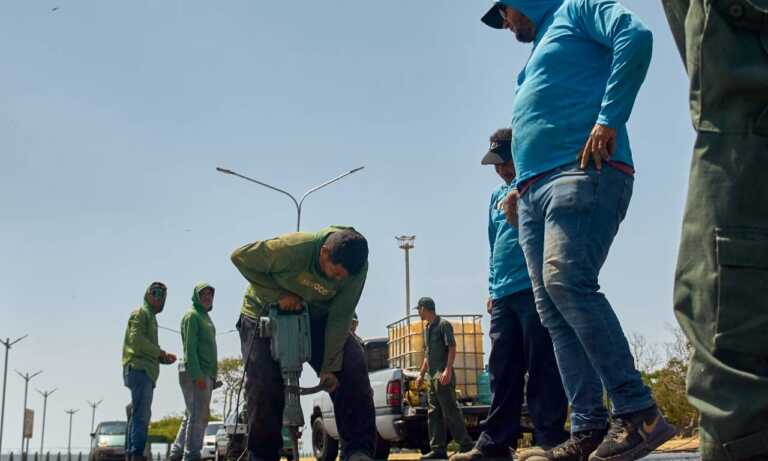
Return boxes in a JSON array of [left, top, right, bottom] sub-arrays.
[[122, 282, 177, 461], [231, 226, 375, 461], [170, 283, 218, 461]]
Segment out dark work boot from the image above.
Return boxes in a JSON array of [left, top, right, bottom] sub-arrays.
[[588, 406, 678, 461], [520, 429, 607, 461]]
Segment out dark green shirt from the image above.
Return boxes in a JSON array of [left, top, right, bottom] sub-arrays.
[[230, 226, 367, 373], [424, 316, 456, 375]]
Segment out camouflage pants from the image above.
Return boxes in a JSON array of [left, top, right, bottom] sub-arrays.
[[674, 132, 768, 461], [663, 0, 768, 459]]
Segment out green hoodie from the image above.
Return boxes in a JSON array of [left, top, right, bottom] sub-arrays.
[[180, 283, 218, 380], [231, 226, 367, 373], [122, 284, 163, 383]]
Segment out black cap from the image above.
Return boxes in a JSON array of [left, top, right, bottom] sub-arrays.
[[481, 2, 506, 29], [413, 297, 436, 312], [481, 138, 512, 165]]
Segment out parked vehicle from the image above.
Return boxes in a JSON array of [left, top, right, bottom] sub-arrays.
[[90, 421, 127, 461], [215, 410, 297, 461], [202, 422, 223, 460], [214, 427, 228, 461], [312, 334, 492, 461]]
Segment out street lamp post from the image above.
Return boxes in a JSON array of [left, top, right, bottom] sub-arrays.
[[36, 389, 57, 455], [65, 409, 79, 460], [396, 236, 416, 320], [0, 335, 27, 456], [215, 166, 365, 231], [86, 400, 103, 434], [16, 370, 42, 461]]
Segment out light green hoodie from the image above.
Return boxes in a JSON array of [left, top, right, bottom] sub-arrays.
[[180, 283, 218, 380], [122, 283, 163, 383]]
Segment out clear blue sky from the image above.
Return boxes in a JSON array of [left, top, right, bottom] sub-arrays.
[[1, 0, 693, 454]]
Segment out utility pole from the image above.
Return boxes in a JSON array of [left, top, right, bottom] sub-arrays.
[[65, 409, 79, 459], [0, 335, 27, 456], [216, 166, 365, 231], [86, 400, 102, 434], [395, 235, 416, 319], [16, 370, 42, 461], [36, 389, 57, 455]]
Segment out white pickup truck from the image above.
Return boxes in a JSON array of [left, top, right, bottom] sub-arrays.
[[310, 338, 494, 461]]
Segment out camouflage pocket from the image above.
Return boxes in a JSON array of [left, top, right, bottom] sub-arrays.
[[713, 227, 768, 356]]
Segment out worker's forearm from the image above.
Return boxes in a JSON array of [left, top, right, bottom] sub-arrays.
[[446, 346, 456, 371], [419, 358, 428, 377]]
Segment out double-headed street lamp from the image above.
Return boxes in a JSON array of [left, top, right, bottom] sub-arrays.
[[0, 335, 27, 455], [87, 400, 103, 434], [36, 388, 57, 455], [216, 166, 365, 231], [65, 409, 79, 458], [16, 370, 42, 460]]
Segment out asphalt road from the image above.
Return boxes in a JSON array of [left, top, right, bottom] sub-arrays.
[[297, 452, 701, 461]]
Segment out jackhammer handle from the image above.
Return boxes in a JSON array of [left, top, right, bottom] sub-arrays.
[[297, 382, 330, 395]]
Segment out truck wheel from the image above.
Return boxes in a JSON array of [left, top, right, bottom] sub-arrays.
[[312, 418, 339, 461], [372, 432, 390, 460]]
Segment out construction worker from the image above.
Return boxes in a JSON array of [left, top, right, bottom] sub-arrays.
[[661, 2, 768, 460], [351, 312, 365, 346], [452, 129, 568, 461], [231, 226, 375, 461], [415, 297, 474, 460], [170, 283, 218, 461], [479, 2, 676, 461], [122, 282, 177, 461]]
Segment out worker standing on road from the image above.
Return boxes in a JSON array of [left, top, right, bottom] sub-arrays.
[[351, 312, 364, 346], [415, 297, 474, 460], [122, 282, 177, 461], [452, 129, 568, 461], [662, 2, 768, 460], [170, 283, 218, 461], [230, 226, 375, 461], [479, 2, 676, 461]]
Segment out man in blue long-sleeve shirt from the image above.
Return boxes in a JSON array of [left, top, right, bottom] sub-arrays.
[[451, 129, 568, 461], [480, 2, 676, 461]]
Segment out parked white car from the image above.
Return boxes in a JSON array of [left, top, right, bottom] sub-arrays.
[[202, 422, 223, 460]]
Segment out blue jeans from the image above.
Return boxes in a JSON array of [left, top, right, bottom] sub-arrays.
[[171, 371, 213, 461], [124, 367, 154, 456], [476, 289, 568, 454], [517, 163, 654, 433]]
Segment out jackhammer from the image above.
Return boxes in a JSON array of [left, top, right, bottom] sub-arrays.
[[230, 304, 327, 461]]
